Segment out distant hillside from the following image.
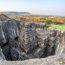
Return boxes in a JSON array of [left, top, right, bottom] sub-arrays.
[[0, 14, 10, 21], [1, 11, 31, 16]]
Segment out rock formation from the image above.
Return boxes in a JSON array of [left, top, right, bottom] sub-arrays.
[[1, 54, 65, 65], [0, 19, 25, 60], [0, 14, 10, 21], [19, 22, 65, 59], [0, 19, 65, 64]]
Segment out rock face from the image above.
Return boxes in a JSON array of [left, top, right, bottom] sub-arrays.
[[0, 20, 65, 63], [19, 22, 64, 59], [0, 19, 25, 60], [0, 54, 65, 65], [24, 23, 37, 53], [0, 47, 6, 60]]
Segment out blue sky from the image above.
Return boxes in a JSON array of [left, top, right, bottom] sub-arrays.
[[0, 0, 65, 16]]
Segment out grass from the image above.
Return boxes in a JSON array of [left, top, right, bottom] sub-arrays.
[[46, 21, 65, 31], [50, 24, 65, 31], [48, 23, 65, 31]]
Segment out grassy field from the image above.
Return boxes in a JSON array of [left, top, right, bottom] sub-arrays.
[[44, 20, 65, 31], [49, 24, 65, 31]]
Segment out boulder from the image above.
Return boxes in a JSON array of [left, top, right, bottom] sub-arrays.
[[0, 19, 23, 60], [2, 19, 20, 40]]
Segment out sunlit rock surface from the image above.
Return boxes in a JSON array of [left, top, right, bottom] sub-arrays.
[[0, 54, 65, 65]]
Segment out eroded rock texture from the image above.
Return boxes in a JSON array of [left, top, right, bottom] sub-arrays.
[[0, 19, 25, 60], [19, 22, 65, 60], [0, 20, 65, 62]]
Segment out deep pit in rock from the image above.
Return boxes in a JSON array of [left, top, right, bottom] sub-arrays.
[[0, 20, 65, 61]]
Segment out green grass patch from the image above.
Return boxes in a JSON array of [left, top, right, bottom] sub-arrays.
[[50, 24, 65, 31], [45, 20, 65, 31]]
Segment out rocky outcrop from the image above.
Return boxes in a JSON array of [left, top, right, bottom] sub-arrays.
[[0, 19, 25, 60], [55, 32, 65, 54], [0, 47, 6, 60], [0, 20, 65, 62], [19, 22, 65, 59], [0, 54, 65, 65]]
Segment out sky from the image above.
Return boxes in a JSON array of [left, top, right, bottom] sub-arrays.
[[0, 0, 65, 16]]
